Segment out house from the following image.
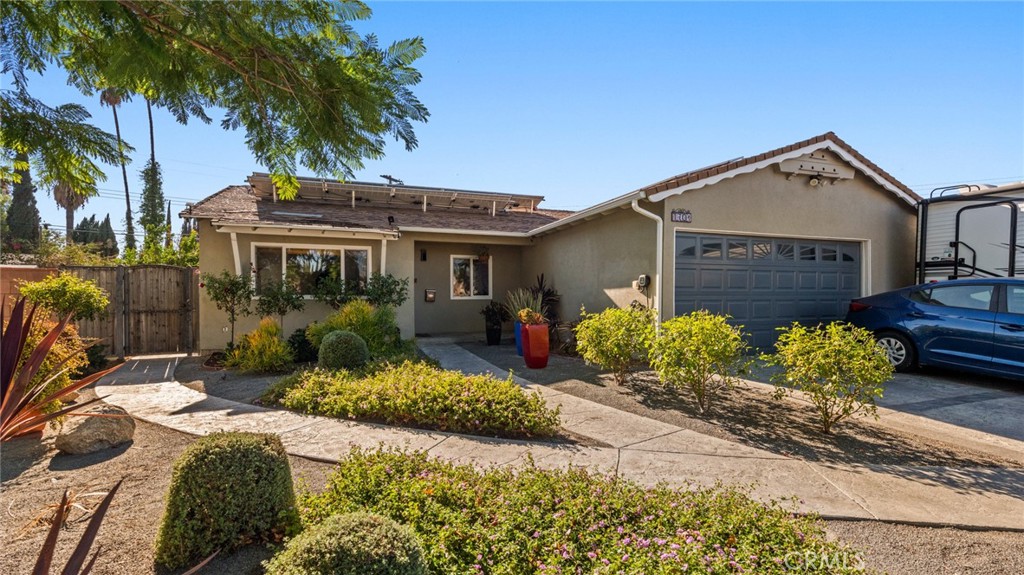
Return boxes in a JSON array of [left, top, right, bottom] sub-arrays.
[[187, 132, 919, 351]]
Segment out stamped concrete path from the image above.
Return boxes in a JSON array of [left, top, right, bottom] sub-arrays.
[[94, 345, 1024, 531]]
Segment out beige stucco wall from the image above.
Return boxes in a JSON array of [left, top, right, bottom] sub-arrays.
[[656, 162, 917, 316], [412, 240, 525, 335], [197, 220, 387, 351], [521, 206, 658, 322]]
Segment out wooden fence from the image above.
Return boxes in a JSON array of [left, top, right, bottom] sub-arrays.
[[1, 264, 199, 357]]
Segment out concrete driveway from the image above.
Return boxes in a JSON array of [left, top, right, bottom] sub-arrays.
[[879, 368, 1024, 442]]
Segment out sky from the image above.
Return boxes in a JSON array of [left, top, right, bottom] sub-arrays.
[[20, 1, 1024, 242]]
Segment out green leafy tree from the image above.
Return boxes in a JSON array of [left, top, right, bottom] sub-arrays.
[[649, 311, 750, 414], [574, 305, 656, 385], [4, 151, 41, 252], [139, 158, 165, 246], [73, 213, 118, 257], [201, 271, 254, 348], [256, 279, 306, 328], [764, 322, 894, 434], [364, 273, 410, 308], [18, 271, 110, 321], [3, 0, 429, 200], [34, 228, 109, 267], [99, 214, 119, 257]]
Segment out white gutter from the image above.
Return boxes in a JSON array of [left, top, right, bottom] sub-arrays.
[[529, 191, 643, 237], [213, 221, 398, 241], [631, 196, 663, 323], [397, 226, 529, 238]]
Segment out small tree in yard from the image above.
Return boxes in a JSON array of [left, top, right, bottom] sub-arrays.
[[201, 271, 254, 349], [574, 305, 655, 384], [256, 280, 305, 328], [649, 311, 750, 414], [18, 271, 109, 321], [765, 322, 893, 434]]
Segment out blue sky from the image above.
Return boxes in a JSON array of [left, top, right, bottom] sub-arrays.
[[23, 1, 1024, 240]]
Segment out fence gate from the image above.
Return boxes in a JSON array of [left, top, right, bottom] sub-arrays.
[[64, 265, 199, 357]]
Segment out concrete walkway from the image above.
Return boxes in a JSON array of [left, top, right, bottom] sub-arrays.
[[94, 348, 1024, 531]]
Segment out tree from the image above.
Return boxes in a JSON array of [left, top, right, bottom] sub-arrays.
[[2, 1, 429, 200], [99, 214, 118, 257], [52, 180, 88, 243], [140, 97, 167, 248], [72, 214, 100, 244], [4, 151, 41, 252], [255, 280, 305, 329], [99, 87, 136, 251], [200, 271, 254, 349]]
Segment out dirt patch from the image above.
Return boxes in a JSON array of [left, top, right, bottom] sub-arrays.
[[463, 343, 1023, 468], [0, 405, 334, 575]]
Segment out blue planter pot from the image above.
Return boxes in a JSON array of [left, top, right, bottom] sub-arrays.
[[514, 321, 523, 356]]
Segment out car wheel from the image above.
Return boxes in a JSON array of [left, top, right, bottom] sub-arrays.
[[876, 332, 915, 372]]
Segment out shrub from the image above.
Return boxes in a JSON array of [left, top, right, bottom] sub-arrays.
[[18, 271, 109, 321], [649, 311, 750, 414], [277, 361, 560, 438], [306, 299, 399, 355], [765, 322, 893, 434], [299, 448, 867, 575], [154, 432, 299, 569], [201, 271, 254, 348], [264, 512, 426, 575], [288, 328, 318, 363], [504, 288, 542, 321], [574, 305, 655, 384], [364, 273, 411, 308], [318, 330, 370, 370], [226, 318, 294, 373]]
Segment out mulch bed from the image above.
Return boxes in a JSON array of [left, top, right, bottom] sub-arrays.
[[462, 342, 1023, 469]]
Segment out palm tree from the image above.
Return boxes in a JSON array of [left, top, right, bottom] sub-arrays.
[[52, 181, 87, 243], [100, 88, 136, 250]]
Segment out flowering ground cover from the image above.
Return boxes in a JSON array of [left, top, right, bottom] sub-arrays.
[[299, 448, 868, 575], [264, 361, 561, 439]]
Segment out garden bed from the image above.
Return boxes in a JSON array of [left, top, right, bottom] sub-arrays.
[[462, 343, 1022, 468]]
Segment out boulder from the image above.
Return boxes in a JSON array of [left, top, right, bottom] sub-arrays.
[[55, 405, 135, 455]]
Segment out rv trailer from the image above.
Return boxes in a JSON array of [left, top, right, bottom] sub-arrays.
[[916, 181, 1024, 283]]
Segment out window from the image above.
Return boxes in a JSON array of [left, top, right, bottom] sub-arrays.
[[913, 284, 994, 311], [701, 238, 723, 259], [451, 255, 491, 299], [1006, 287, 1024, 315], [253, 244, 369, 296], [728, 240, 749, 260], [776, 242, 795, 260], [678, 236, 697, 258], [752, 241, 772, 259]]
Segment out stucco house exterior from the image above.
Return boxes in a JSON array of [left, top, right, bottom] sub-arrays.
[[188, 132, 920, 351]]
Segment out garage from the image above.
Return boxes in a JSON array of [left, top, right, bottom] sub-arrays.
[[674, 232, 862, 348]]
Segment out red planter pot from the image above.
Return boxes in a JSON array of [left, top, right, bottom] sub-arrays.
[[521, 324, 549, 369]]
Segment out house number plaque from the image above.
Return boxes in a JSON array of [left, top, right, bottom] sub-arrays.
[[671, 209, 693, 223]]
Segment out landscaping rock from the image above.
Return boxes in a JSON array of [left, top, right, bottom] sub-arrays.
[[55, 405, 135, 455]]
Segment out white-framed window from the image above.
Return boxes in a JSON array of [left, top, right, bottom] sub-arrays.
[[252, 243, 370, 297], [450, 255, 491, 300]]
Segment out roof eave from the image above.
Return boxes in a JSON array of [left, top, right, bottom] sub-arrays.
[[647, 139, 919, 207], [212, 221, 399, 240], [528, 190, 644, 236]]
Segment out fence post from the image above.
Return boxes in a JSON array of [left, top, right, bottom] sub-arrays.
[[113, 265, 125, 360]]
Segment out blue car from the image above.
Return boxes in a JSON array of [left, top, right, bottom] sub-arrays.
[[845, 278, 1024, 379]]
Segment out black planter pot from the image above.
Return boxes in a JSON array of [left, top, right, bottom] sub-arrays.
[[485, 324, 502, 346]]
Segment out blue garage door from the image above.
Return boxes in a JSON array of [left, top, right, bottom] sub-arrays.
[[674, 232, 862, 348]]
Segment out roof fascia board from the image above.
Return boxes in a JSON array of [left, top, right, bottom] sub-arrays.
[[213, 222, 398, 240], [647, 140, 917, 207], [528, 191, 643, 236], [398, 226, 529, 238]]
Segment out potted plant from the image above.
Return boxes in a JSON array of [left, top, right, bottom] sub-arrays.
[[517, 308, 549, 369], [480, 301, 510, 346], [505, 289, 543, 356]]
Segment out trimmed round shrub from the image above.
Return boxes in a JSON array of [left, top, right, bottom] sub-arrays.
[[154, 432, 299, 569], [264, 512, 426, 575], [318, 330, 370, 370]]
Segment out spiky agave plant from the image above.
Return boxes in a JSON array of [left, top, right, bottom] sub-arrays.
[[1, 297, 122, 441]]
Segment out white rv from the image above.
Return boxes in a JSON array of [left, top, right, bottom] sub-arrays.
[[916, 181, 1024, 283]]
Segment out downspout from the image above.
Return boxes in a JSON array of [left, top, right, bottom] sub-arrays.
[[631, 195, 663, 324], [381, 237, 388, 274]]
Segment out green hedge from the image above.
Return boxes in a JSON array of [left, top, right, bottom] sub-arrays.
[[264, 512, 426, 575], [154, 432, 299, 568], [270, 361, 560, 439], [318, 330, 370, 370], [300, 448, 868, 575]]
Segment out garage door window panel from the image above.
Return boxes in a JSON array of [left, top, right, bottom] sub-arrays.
[[701, 239, 723, 259], [728, 240, 749, 259], [776, 242, 795, 260]]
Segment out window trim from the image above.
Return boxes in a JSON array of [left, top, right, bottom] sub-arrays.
[[450, 254, 493, 300], [250, 241, 372, 299]]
